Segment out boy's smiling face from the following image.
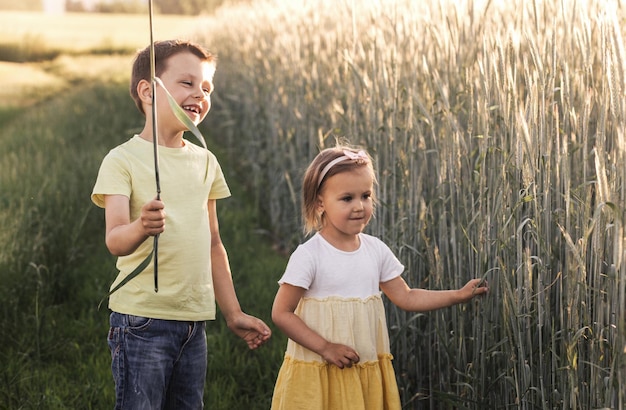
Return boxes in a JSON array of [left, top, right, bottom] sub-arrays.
[[157, 51, 215, 128]]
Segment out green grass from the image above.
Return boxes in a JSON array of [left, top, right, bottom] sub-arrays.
[[0, 82, 130, 408], [2, 1, 626, 408], [0, 76, 288, 409], [0, 10, 289, 409]]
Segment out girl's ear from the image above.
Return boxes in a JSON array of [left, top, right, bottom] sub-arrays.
[[316, 196, 324, 214], [137, 79, 153, 106]]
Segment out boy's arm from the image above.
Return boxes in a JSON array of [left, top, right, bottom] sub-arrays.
[[104, 194, 165, 256], [208, 199, 271, 349], [380, 276, 488, 312]]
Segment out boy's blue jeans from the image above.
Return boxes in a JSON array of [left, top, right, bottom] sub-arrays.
[[108, 312, 207, 410]]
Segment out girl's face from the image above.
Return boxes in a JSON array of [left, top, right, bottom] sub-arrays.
[[317, 166, 374, 240], [157, 51, 214, 128]]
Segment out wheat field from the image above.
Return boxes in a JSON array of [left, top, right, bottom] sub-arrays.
[[0, 0, 623, 407], [196, 0, 626, 407]]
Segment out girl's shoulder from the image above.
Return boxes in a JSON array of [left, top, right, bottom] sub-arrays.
[[359, 233, 390, 249]]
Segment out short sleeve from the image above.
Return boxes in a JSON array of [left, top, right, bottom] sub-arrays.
[[207, 150, 230, 200], [371, 236, 404, 283], [278, 244, 316, 289], [91, 149, 133, 208]]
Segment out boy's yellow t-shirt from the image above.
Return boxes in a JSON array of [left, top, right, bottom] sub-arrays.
[[91, 135, 231, 321]]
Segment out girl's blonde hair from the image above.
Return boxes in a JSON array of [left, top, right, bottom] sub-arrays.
[[301, 144, 376, 234]]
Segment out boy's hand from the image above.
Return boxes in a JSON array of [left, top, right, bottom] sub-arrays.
[[226, 312, 272, 350], [141, 198, 166, 236]]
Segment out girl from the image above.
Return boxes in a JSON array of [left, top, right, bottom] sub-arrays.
[[271, 145, 488, 409]]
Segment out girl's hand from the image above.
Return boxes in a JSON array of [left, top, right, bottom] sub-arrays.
[[273, 283, 358, 367], [320, 342, 360, 369], [460, 278, 489, 302]]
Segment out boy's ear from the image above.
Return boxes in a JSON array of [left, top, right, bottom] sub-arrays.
[[137, 79, 153, 105]]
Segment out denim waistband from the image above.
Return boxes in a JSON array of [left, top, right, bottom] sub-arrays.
[[109, 311, 203, 327]]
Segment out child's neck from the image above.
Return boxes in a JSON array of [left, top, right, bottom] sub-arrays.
[[138, 128, 185, 148], [319, 230, 361, 252]]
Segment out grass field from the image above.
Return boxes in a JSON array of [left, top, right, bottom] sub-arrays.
[[1, 1, 625, 408], [0, 10, 201, 52], [199, 0, 626, 407], [0, 9, 288, 409], [0, 11, 203, 109]]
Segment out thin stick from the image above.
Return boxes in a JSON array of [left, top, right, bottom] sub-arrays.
[[149, 0, 160, 293]]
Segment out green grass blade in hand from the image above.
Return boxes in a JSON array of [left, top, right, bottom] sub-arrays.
[[97, 248, 155, 310], [155, 77, 207, 149]]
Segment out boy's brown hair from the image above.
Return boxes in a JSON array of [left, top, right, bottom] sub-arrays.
[[129, 39, 217, 115]]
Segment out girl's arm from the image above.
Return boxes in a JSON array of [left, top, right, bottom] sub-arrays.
[[272, 283, 360, 369], [104, 194, 165, 256], [380, 276, 488, 312]]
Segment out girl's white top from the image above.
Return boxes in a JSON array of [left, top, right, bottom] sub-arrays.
[[278, 232, 404, 299]]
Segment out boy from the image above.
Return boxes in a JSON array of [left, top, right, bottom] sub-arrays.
[[91, 39, 271, 409]]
